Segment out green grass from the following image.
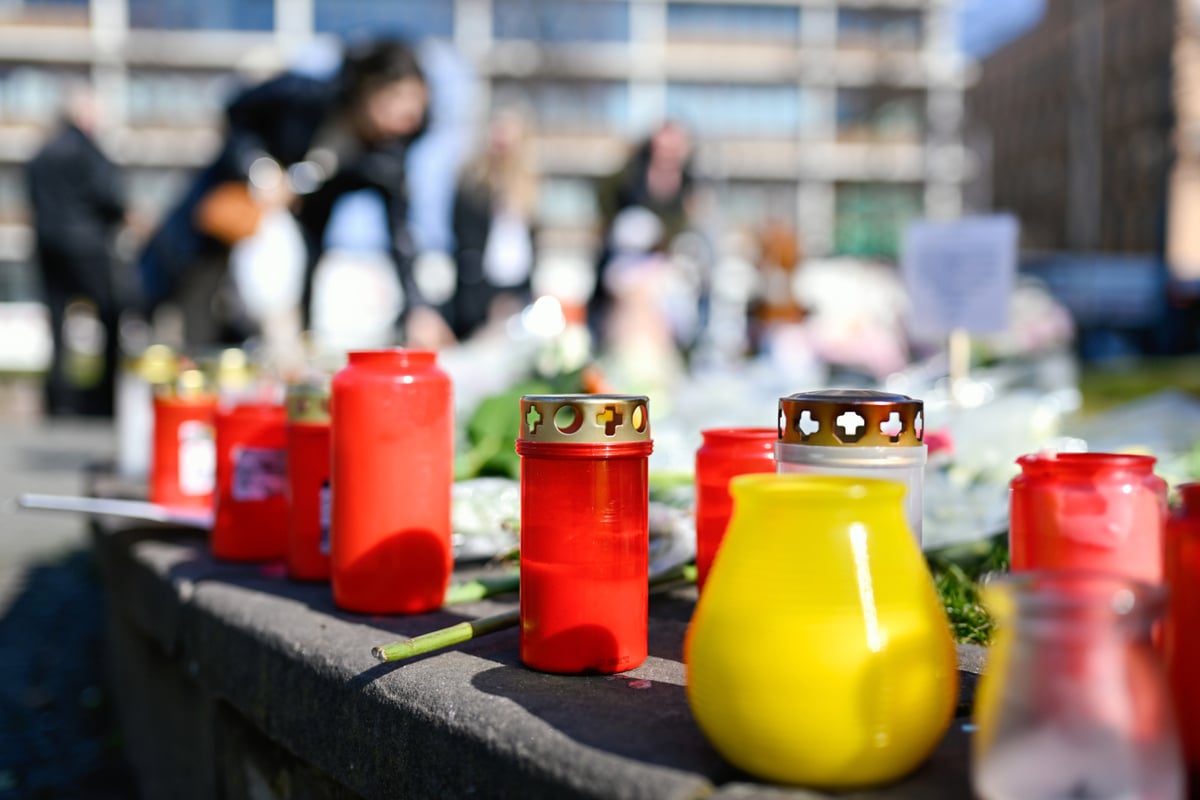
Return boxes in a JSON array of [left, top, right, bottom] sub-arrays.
[[927, 535, 1009, 646], [1079, 356, 1200, 413]]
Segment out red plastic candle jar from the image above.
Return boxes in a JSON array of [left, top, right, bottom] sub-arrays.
[[694, 428, 776, 591], [1009, 452, 1167, 584], [517, 394, 653, 674], [330, 350, 454, 614], [1166, 483, 1200, 777], [211, 401, 289, 562], [149, 369, 216, 511], [285, 380, 331, 581]]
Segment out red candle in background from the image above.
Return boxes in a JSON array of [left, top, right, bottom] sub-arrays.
[[517, 394, 652, 674], [330, 350, 454, 615], [149, 369, 216, 511], [1009, 452, 1167, 584], [694, 428, 776, 591], [285, 380, 331, 581], [1166, 483, 1200, 778], [211, 401, 288, 562]]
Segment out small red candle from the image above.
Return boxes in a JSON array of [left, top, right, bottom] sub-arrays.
[[694, 428, 776, 591], [211, 401, 289, 562], [149, 369, 215, 511], [517, 394, 652, 674], [1009, 452, 1167, 584], [1166, 483, 1200, 777], [285, 380, 331, 581]]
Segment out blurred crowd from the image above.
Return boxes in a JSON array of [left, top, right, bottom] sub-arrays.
[[24, 35, 1073, 419]]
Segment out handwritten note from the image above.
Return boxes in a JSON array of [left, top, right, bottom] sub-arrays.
[[901, 215, 1019, 334]]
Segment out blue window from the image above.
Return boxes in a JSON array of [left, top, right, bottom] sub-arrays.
[[666, 3, 799, 43], [126, 70, 230, 125], [667, 83, 812, 137], [129, 0, 273, 30], [837, 8, 923, 49], [495, 79, 629, 133], [0, 67, 90, 123], [836, 88, 924, 141], [315, 0, 454, 39], [494, 0, 630, 42]]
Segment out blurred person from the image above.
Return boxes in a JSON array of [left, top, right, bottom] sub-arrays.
[[747, 220, 807, 353], [26, 85, 127, 417], [138, 37, 455, 351], [590, 121, 695, 340], [448, 109, 538, 340]]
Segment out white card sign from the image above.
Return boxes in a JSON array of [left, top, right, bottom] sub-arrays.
[[901, 215, 1019, 334]]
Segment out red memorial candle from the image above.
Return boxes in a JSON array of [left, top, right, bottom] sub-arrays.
[[694, 427, 776, 592], [1009, 452, 1167, 584], [149, 369, 216, 511], [517, 394, 652, 674], [330, 350, 454, 614], [285, 379, 331, 581], [211, 401, 288, 562], [1166, 483, 1200, 781]]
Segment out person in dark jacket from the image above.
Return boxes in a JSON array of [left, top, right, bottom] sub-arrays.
[[27, 87, 126, 417], [448, 110, 538, 340], [139, 38, 454, 349], [590, 121, 695, 342]]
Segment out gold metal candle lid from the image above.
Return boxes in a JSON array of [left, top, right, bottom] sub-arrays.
[[128, 344, 176, 384], [519, 394, 651, 444], [286, 379, 330, 423], [155, 367, 212, 400], [778, 390, 924, 447]]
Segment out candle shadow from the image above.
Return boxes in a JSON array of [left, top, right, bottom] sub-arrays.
[[470, 658, 739, 783]]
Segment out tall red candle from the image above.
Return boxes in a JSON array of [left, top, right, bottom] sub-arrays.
[[694, 427, 776, 591], [285, 380, 331, 581], [330, 350, 454, 615], [1166, 483, 1200, 779], [1009, 452, 1167, 583], [211, 401, 289, 562], [149, 369, 216, 511], [517, 394, 652, 674]]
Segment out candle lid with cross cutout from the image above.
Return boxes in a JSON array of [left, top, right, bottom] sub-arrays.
[[778, 389, 924, 448], [519, 394, 651, 445]]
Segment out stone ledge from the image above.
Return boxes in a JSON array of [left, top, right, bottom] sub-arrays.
[[94, 525, 978, 800]]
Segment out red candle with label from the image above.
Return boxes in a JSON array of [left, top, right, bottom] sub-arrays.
[[149, 369, 216, 511], [211, 401, 289, 562], [285, 380, 331, 581], [517, 394, 652, 674], [330, 349, 454, 614], [694, 428, 776, 591], [1166, 483, 1200, 777], [1009, 452, 1167, 584]]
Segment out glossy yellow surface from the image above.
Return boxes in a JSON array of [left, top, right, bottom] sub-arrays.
[[685, 474, 957, 789]]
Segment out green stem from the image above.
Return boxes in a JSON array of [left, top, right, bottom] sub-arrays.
[[371, 609, 520, 663], [370, 562, 697, 663], [443, 571, 521, 605]]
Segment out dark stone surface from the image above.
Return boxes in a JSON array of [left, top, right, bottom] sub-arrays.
[[97, 522, 981, 800], [0, 421, 138, 800]]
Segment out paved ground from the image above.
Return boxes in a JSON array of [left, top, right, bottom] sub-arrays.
[[0, 418, 138, 799]]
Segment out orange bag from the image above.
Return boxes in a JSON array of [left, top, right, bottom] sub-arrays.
[[194, 182, 262, 244]]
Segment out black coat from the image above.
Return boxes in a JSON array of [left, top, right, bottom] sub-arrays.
[[138, 73, 425, 316], [27, 123, 126, 310], [449, 181, 534, 340]]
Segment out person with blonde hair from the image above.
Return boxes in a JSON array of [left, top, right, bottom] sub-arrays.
[[448, 109, 539, 339]]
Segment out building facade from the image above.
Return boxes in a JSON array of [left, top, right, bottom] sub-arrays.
[[969, 0, 1178, 258], [0, 0, 969, 301]]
